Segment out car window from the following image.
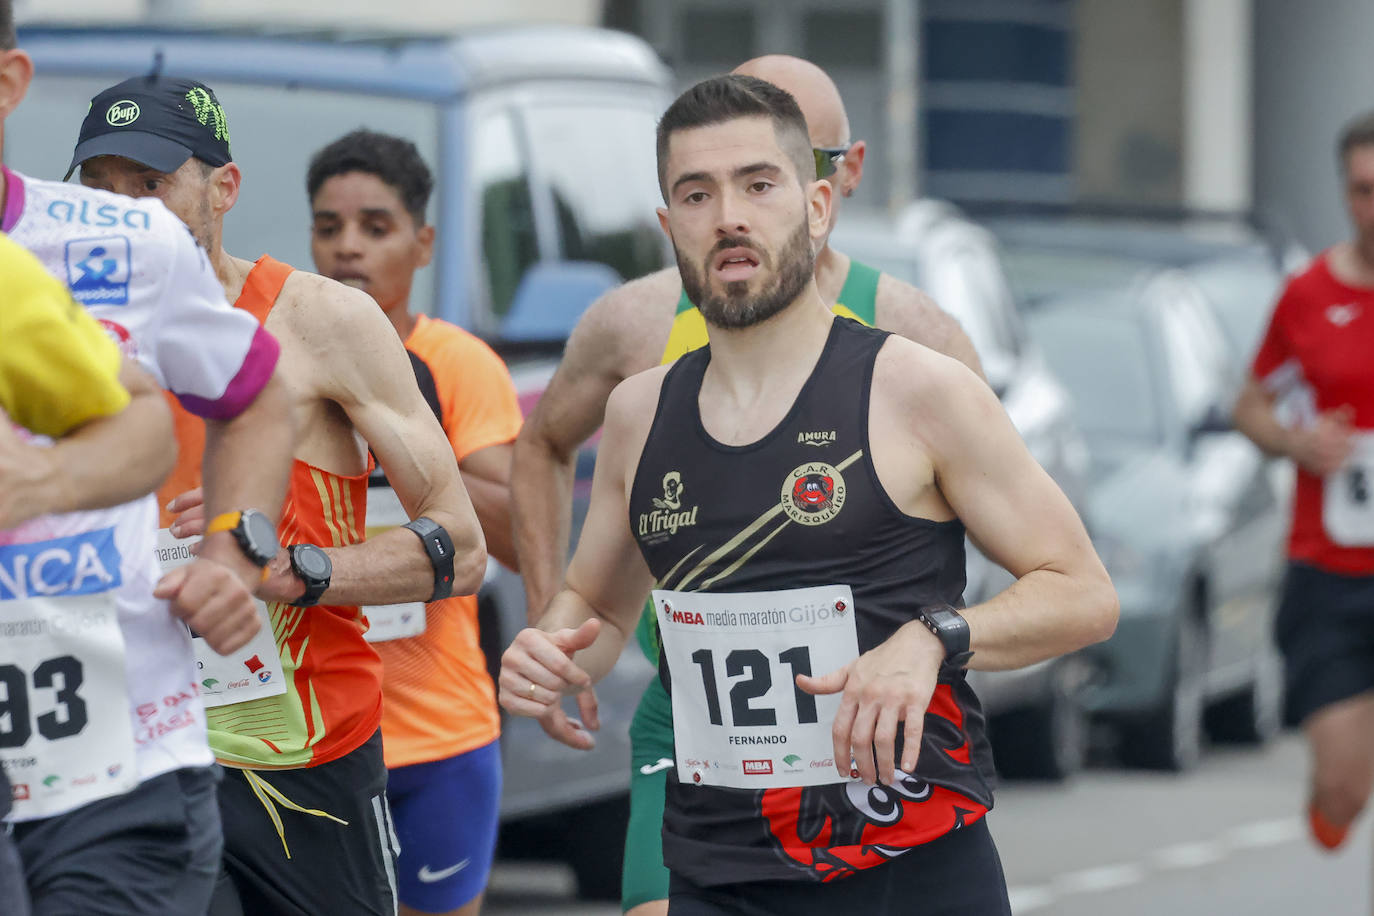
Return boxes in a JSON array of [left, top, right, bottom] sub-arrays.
[[522, 102, 666, 286], [998, 247, 1152, 308], [1027, 308, 1162, 446], [473, 107, 540, 321], [6, 74, 441, 311]]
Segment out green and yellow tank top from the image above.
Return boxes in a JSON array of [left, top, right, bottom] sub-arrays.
[[633, 259, 882, 660]]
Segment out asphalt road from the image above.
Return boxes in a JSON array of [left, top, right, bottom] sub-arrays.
[[485, 732, 1372, 914]]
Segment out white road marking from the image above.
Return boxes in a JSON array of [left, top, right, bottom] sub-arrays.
[[1152, 839, 1227, 869], [1008, 815, 1306, 913], [1054, 863, 1148, 895]]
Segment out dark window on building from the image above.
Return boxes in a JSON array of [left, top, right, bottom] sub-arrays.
[[802, 11, 882, 68], [680, 8, 756, 65]]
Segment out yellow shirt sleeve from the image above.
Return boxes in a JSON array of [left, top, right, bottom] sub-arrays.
[[0, 234, 131, 438]]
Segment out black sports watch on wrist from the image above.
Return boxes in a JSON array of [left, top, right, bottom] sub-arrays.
[[288, 544, 332, 607], [915, 604, 974, 670], [205, 509, 280, 568]]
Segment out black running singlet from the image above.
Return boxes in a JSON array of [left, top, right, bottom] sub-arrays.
[[629, 317, 997, 887]]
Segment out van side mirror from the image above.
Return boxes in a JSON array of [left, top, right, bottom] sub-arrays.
[[500, 260, 623, 343]]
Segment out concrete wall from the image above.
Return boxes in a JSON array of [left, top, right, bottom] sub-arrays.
[[1254, 0, 1374, 250], [1074, 0, 1184, 205], [15, 0, 600, 28]]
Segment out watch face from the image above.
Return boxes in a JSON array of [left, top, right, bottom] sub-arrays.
[[242, 510, 280, 562], [294, 545, 331, 580]]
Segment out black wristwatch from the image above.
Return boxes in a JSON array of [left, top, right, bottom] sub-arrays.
[[915, 604, 974, 670], [205, 509, 280, 568], [288, 544, 333, 607]]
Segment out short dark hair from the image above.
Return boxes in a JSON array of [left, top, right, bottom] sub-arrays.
[[1339, 112, 1374, 170], [1, 0, 15, 52], [655, 74, 813, 200], [306, 129, 433, 225]]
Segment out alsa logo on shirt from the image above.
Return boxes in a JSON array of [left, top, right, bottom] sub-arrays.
[[0, 528, 123, 600], [46, 199, 152, 232], [780, 462, 847, 526], [64, 236, 131, 306], [1327, 303, 1362, 327], [639, 470, 699, 538]]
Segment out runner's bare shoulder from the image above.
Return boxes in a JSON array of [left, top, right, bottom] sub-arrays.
[[564, 266, 682, 381], [873, 272, 984, 378]]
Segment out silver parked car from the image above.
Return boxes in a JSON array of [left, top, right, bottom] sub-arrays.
[[831, 202, 1097, 780], [1020, 269, 1286, 771]]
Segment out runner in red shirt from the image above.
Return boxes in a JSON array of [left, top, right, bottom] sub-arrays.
[[1234, 110, 1374, 855]]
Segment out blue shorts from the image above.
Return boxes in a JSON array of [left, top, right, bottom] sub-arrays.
[[387, 740, 502, 912]]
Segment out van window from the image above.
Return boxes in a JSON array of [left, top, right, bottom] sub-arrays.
[[523, 103, 666, 286], [6, 75, 440, 310], [473, 108, 539, 319]]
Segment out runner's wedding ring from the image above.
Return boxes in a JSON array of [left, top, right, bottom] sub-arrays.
[[528, 681, 538, 699]]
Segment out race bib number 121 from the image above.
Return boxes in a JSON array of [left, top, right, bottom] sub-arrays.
[[655, 585, 860, 789]]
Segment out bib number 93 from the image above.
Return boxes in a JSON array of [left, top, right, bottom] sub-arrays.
[[0, 655, 87, 748]]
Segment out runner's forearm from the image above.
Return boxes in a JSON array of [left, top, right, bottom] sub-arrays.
[[462, 470, 519, 571], [963, 565, 1117, 671], [538, 587, 631, 687], [313, 502, 487, 605], [38, 363, 174, 517], [198, 372, 295, 585], [512, 432, 578, 620], [1232, 381, 1295, 459]]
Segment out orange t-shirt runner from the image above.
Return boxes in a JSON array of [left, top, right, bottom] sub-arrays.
[[160, 256, 383, 769], [374, 314, 523, 768]]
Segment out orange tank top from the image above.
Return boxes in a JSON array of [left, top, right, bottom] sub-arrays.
[[165, 256, 384, 769]]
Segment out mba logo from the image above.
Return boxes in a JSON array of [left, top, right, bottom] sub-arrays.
[[0, 528, 123, 600], [65, 236, 131, 306], [742, 760, 773, 775]]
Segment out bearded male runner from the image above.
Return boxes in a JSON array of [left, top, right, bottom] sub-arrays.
[[69, 75, 487, 916], [501, 75, 1116, 914], [509, 55, 983, 915]]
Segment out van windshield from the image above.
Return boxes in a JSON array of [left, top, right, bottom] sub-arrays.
[[6, 74, 441, 312]]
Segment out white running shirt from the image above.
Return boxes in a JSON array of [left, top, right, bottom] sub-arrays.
[[2, 168, 278, 814]]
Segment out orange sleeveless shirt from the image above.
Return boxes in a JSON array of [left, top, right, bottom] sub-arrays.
[[162, 256, 383, 769]]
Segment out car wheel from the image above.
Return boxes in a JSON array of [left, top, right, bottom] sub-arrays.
[[1121, 612, 1206, 771], [991, 660, 1089, 781], [1205, 646, 1283, 744]]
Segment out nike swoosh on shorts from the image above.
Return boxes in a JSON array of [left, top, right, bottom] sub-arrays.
[[418, 859, 471, 883], [639, 757, 675, 775]]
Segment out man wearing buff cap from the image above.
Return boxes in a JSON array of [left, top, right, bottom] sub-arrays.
[[509, 56, 983, 915], [69, 74, 488, 915], [503, 73, 1115, 913]]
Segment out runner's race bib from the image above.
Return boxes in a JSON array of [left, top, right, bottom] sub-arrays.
[[1324, 432, 1374, 546], [0, 533, 139, 820], [155, 529, 286, 708], [361, 485, 425, 643], [655, 584, 860, 789]]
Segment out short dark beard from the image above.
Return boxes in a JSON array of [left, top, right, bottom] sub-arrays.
[[677, 221, 813, 330]]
